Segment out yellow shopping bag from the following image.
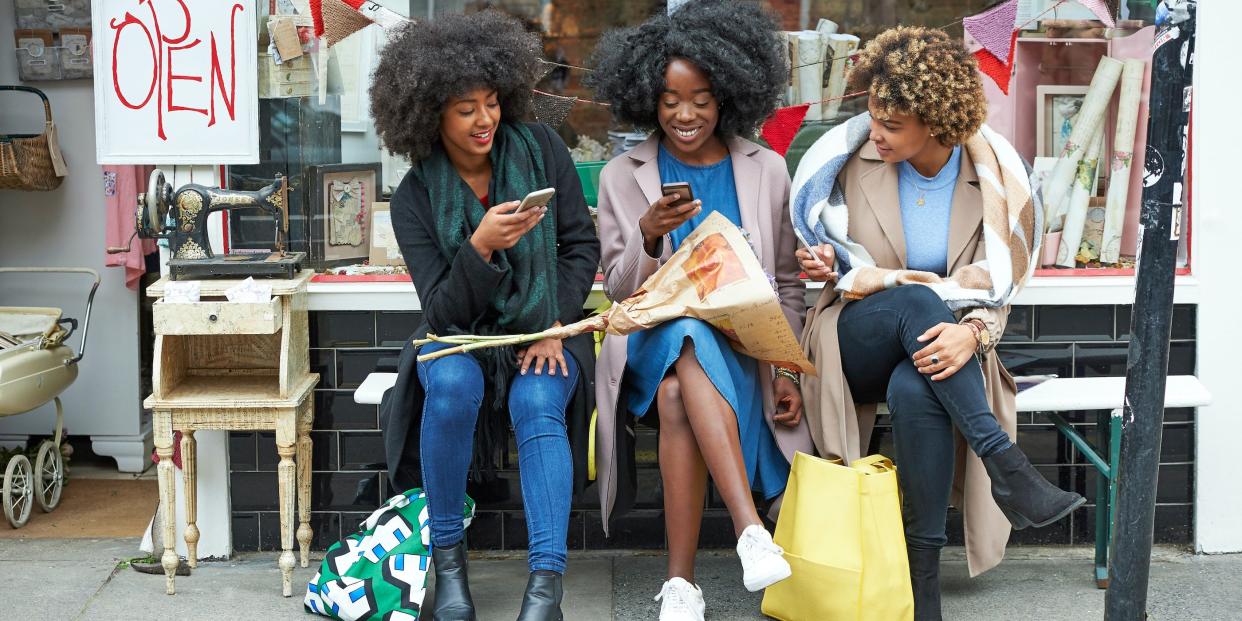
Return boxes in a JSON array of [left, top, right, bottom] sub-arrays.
[[761, 452, 914, 621]]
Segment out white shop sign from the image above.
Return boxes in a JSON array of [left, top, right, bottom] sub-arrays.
[[92, 0, 259, 164]]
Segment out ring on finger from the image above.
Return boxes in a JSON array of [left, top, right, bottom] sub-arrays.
[[930, 354, 941, 366]]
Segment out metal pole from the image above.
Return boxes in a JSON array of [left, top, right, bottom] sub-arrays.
[[1105, 1, 1196, 619]]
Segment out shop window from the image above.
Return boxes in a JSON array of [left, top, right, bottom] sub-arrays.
[[226, 0, 1182, 277]]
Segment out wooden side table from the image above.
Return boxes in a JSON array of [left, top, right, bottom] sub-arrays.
[[145, 270, 318, 596]]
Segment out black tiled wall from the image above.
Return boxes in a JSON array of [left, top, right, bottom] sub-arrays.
[[230, 304, 1198, 552]]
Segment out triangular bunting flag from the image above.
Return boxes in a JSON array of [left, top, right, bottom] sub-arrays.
[[311, 0, 408, 47], [964, 0, 1019, 64], [760, 103, 810, 157], [1076, 0, 1117, 28], [973, 30, 1019, 95], [532, 91, 578, 129], [313, 0, 375, 46]]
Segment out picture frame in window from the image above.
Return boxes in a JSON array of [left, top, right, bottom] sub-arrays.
[[1036, 85, 1090, 158], [306, 162, 382, 268]]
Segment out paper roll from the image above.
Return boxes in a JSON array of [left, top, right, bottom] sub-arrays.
[[1043, 57, 1124, 224], [1100, 59, 1146, 265], [785, 32, 800, 104], [1046, 121, 1100, 234], [822, 34, 860, 120], [798, 32, 827, 121], [1056, 128, 1105, 268]]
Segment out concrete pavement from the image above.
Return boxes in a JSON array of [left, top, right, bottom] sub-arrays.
[[1, 538, 1238, 620]]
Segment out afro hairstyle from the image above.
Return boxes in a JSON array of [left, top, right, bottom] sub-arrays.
[[369, 10, 543, 161], [586, 0, 787, 139], [848, 26, 987, 147]]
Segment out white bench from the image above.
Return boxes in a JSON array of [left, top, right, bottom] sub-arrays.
[[355, 371, 1210, 588], [1014, 376, 1209, 588], [355, 372, 398, 405]]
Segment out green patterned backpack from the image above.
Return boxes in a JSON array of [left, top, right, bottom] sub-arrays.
[[304, 489, 475, 620]]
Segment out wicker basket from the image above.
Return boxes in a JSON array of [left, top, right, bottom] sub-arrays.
[[0, 85, 65, 192]]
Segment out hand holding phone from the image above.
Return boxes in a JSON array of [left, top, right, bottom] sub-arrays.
[[639, 182, 703, 253], [471, 189, 553, 260], [660, 182, 695, 208]]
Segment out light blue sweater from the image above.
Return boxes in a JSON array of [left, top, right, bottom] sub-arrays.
[[898, 146, 961, 276]]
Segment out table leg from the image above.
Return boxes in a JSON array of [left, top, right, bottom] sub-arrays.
[[1094, 409, 1112, 589], [154, 412, 178, 595], [296, 400, 313, 568], [182, 430, 199, 568], [276, 412, 297, 597]]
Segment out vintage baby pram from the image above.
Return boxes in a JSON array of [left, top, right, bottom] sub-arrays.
[[0, 267, 98, 528]]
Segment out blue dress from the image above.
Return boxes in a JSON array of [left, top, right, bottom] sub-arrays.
[[622, 144, 789, 500]]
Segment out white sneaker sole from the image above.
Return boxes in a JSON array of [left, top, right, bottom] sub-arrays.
[[743, 559, 792, 592]]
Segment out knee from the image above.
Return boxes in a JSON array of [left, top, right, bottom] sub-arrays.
[[891, 285, 954, 322], [656, 376, 689, 428], [421, 360, 483, 421], [886, 361, 938, 416], [508, 385, 568, 429]]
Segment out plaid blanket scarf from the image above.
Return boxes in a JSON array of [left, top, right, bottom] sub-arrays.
[[790, 112, 1042, 311]]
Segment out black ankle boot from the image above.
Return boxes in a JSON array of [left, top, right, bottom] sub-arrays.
[[982, 444, 1086, 529], [907, 547, 942, 621], [516, 570, 563, 621], [431, 542, 476, 620]]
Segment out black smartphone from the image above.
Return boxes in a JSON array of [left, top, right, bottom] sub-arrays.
[[660, 182, 695, 208]]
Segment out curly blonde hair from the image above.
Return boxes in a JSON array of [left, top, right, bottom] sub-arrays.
[[847, 26, 987, 146]]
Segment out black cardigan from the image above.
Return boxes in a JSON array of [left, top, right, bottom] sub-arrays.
[[380, 122, 601, 499]]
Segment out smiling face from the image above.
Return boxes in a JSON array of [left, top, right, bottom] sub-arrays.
[[439, 87, 500, 161], [658, 58, 723, 161], [866, 100, 937, 164]]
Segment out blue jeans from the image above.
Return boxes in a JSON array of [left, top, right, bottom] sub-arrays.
[[837, 285, 1013, 549], [417, 342, 578, 573]]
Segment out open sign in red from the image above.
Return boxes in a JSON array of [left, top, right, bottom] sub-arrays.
[[93, 0, 259, 165]]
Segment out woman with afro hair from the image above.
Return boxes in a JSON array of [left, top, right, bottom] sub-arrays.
[[587, 2, 815, 618], [372, 10, 599, 621], [790, 26, 1083, 619]]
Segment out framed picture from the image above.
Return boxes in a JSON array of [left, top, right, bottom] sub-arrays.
[[306, 163, 382, 268], [368, 202, 405, 266], [1036, 85, 1089, 158]]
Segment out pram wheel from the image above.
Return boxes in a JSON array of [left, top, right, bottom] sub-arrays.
[[35, 441, 63, 512], [3, 454, 33, 528]]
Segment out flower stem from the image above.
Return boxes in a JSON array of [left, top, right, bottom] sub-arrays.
[[414, 314, 608, 362]]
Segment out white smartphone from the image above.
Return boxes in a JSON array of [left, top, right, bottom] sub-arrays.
[[514, 187, 556, 213]]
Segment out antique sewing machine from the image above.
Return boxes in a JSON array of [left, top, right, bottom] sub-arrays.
[[109, 169, 305, 280]]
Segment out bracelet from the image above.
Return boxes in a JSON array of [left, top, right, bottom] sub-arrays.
[[774, 367, 801, 386]]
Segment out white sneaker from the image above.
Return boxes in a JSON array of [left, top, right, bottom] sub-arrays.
[[655, 577, 706, 621], [736, 524, 791, 591]]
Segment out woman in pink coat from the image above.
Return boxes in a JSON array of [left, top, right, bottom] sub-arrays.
[[586, 2, 815, 619]]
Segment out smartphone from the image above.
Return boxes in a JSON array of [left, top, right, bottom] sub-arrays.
[[514, 187, 556, 213], [660, 182, 695, 208]]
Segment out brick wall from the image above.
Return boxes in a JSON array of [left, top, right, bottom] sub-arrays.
[[229, 304, 1197, 551]]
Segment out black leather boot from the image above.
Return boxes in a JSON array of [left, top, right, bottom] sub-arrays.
[[431, 542, 476, 620], [515, 570, 563, 621], [982, 444, 1086, 529], [908, 547, 943, 621]]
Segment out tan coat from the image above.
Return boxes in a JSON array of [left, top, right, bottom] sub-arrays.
[[593, 135, 816, 530], [800, 141, 1019, 577]]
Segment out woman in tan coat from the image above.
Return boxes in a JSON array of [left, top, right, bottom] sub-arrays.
[[587, 2, 815, 619], [790, 27, 1084, 620]]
